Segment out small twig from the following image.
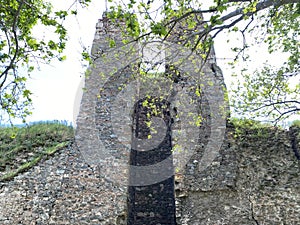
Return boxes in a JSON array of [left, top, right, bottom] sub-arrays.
[[248, 196, 260, 225]]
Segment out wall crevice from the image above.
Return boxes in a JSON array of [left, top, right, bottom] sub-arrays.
[[289, 126, 300, 160]]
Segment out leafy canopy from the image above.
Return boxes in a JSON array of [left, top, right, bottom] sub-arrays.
[[0, 0, 299, 124], [106, 0, 299, 123], [0, 0, 91, 124]]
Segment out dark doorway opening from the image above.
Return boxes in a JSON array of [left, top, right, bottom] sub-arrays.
[[127, 97, 176, 225]]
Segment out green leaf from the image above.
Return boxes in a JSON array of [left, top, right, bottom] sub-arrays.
[[150, 22, 167, 36], [109, 39, 116, 48]]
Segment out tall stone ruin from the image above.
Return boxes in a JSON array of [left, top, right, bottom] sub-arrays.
[[75, 11, 227, 224], [75, 12, 300, 225]]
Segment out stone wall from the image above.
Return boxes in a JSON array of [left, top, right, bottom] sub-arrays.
[[75, 12, 228, 224], [0, 125, 299, 224], [0, 13, 299, 225], [73, 12, 299, 224], [177, 125, 300, 225]]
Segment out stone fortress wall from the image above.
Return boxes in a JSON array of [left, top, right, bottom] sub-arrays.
[[0, 13, 299, 225], [75, 13, 300, 224], [75, 12, 228, 224]]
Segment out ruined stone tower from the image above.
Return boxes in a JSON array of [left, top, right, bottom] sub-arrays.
[[75, 12, 300, 225], [75, 12, 227, 224]]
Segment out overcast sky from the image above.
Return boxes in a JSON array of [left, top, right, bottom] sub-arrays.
[[17, 0, 105, 124]]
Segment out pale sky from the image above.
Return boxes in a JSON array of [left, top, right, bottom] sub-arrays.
[[18, 0, 105, 124], [10, 0, 297, 125]]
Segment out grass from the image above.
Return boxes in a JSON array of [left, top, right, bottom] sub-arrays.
[[229, 117, 300, 143], [229, 117, 274, 138], [0, 121, 74, 182], [291, 120, 300, 128]]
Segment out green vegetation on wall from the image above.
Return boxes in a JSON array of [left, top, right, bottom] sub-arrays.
[[0, 121, 73, 181]]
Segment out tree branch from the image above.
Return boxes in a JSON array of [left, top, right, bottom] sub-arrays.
[[219, 0, 299, 23], [250, 100, 300, 112], [273, 108, 300, 123], [0, 0, 24, 89], [180, 0, 299, 42]]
